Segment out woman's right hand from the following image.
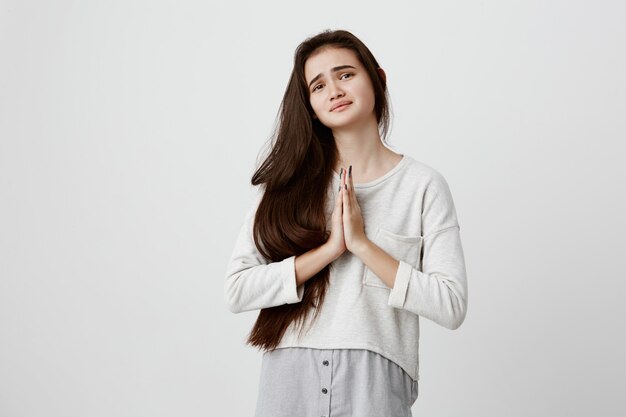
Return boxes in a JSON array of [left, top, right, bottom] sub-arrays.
[[325, 172, 347, 261]]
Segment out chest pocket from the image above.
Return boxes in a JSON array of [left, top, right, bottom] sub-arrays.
[[362, 227, 423, 289]]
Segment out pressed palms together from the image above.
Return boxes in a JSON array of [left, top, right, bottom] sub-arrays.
[[327, 165, 368, 259]]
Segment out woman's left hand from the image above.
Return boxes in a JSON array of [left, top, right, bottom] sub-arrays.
[[341, 165, 369, 255]]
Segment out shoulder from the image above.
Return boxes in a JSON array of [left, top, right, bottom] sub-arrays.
[[399, 155, 460, 231], [240, 185, 265, 223], [400, 154, 453, 192]]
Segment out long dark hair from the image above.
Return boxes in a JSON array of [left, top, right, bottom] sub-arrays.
[[246, 29, 392, 351]]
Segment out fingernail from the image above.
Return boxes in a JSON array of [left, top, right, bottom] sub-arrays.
[[344, 183, 347, 190], [349, 165, 352, 177], [339, 168, 343, 179]]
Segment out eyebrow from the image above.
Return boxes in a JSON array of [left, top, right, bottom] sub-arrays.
[[308, 65, 357, 89]]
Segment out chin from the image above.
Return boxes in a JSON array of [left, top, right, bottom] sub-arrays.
[[320, 114, 360, 129], [328, 115, 368, 130]]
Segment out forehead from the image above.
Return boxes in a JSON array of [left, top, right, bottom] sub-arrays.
[[304, 47, 361, 82]]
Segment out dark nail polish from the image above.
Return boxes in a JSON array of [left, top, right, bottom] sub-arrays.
[[344, 183, 347, 190], [339, 168, 343, 179], [349, 165, 352, 177]]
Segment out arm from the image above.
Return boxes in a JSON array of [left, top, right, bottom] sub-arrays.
[[224, 195, 338, 313], [353, 240, 401, 289], [354, 172, 468, 330], [388, 225, 467, 330]]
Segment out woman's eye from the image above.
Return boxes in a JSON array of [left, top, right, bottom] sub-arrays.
[[340, 73, 353, 79], [313, 84, 323, 92]]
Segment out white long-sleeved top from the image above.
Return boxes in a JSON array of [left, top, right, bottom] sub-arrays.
[[224, 153, 468, 381]]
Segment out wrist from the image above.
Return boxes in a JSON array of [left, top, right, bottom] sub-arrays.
[[321, 241, 343, 263], [351, 238, 371, 259]]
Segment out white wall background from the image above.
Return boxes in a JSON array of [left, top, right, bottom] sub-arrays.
[[1, 0, 625, 416]]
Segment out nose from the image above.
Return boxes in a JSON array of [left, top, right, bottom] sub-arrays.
[[328, 80, 344, 100]]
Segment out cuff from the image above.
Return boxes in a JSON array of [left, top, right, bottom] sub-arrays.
[[282, 255, 304, 304], [388, 260, 413, 309]]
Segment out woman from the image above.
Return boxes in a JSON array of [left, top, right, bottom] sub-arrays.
[[225, 29, 468, 417]]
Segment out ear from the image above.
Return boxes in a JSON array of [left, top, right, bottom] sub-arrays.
[[377, 67, 387, 84]]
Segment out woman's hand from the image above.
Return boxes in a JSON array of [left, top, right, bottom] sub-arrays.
[[341, 165, 369, 255], [324, 166, 370, 260], [325, 168, 348, 260]]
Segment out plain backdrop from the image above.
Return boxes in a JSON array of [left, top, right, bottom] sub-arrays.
[[1, 0, 625, 416]]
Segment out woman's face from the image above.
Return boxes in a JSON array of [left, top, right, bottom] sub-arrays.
[[304, 47, 376, 131]]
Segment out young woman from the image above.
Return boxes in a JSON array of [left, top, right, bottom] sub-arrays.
[[225, 29, 468, 417]]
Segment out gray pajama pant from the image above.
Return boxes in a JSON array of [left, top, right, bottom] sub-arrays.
[[254, 347, 418, 417]]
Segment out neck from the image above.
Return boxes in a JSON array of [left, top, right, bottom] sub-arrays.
[[331, 118, 398, 180]]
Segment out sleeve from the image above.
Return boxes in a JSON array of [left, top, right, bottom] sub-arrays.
[[224, 193, 305, 313], [387, 171, 468, 330]]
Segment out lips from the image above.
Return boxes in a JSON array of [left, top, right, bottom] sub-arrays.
[[330, 101, 352, 111]]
